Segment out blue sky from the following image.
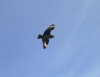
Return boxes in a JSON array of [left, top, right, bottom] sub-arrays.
[[0, 0, 100, 77]]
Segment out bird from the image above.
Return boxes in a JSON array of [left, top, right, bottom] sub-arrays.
[[37, 24, 55, 49]]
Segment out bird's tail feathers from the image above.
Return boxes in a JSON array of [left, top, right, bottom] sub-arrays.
[[38, 34, 43, 39]]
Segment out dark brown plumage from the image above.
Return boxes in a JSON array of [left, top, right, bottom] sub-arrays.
[[37, 24, 55, 49]]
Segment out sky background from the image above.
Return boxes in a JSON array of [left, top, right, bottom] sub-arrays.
[[0, 0, 100, 77]]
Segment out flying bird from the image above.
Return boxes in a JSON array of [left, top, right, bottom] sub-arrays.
[[37, 24, 55, 49]]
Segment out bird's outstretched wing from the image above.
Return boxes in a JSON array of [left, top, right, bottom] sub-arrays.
[[43, 39, 49, 49], [43, 24, 55, 35]]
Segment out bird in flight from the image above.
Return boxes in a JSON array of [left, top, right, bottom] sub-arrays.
[[37, 24, 55, 49]]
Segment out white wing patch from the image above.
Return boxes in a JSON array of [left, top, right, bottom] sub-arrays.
[[43, 42, 48, 49], [44, 43, 47, 47], [50, 26, 55, 29]]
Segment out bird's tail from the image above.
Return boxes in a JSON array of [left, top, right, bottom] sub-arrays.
[[37, 34, 43, 39]]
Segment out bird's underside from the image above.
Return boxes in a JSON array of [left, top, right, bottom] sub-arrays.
[[37, 24, 55, 49]]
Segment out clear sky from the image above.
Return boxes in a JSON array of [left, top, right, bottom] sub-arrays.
[[0, 0, 100, 77]]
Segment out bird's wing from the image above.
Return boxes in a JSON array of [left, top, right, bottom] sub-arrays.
[[43, 39, 49, 49], [43, 24, 55, 35]]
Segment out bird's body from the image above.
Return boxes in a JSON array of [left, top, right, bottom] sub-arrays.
[[38, 24, 55, 49]]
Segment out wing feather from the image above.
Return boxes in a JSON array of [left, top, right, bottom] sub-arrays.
[[43, 24, 55, 35], [43, 39, 49, 49]]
